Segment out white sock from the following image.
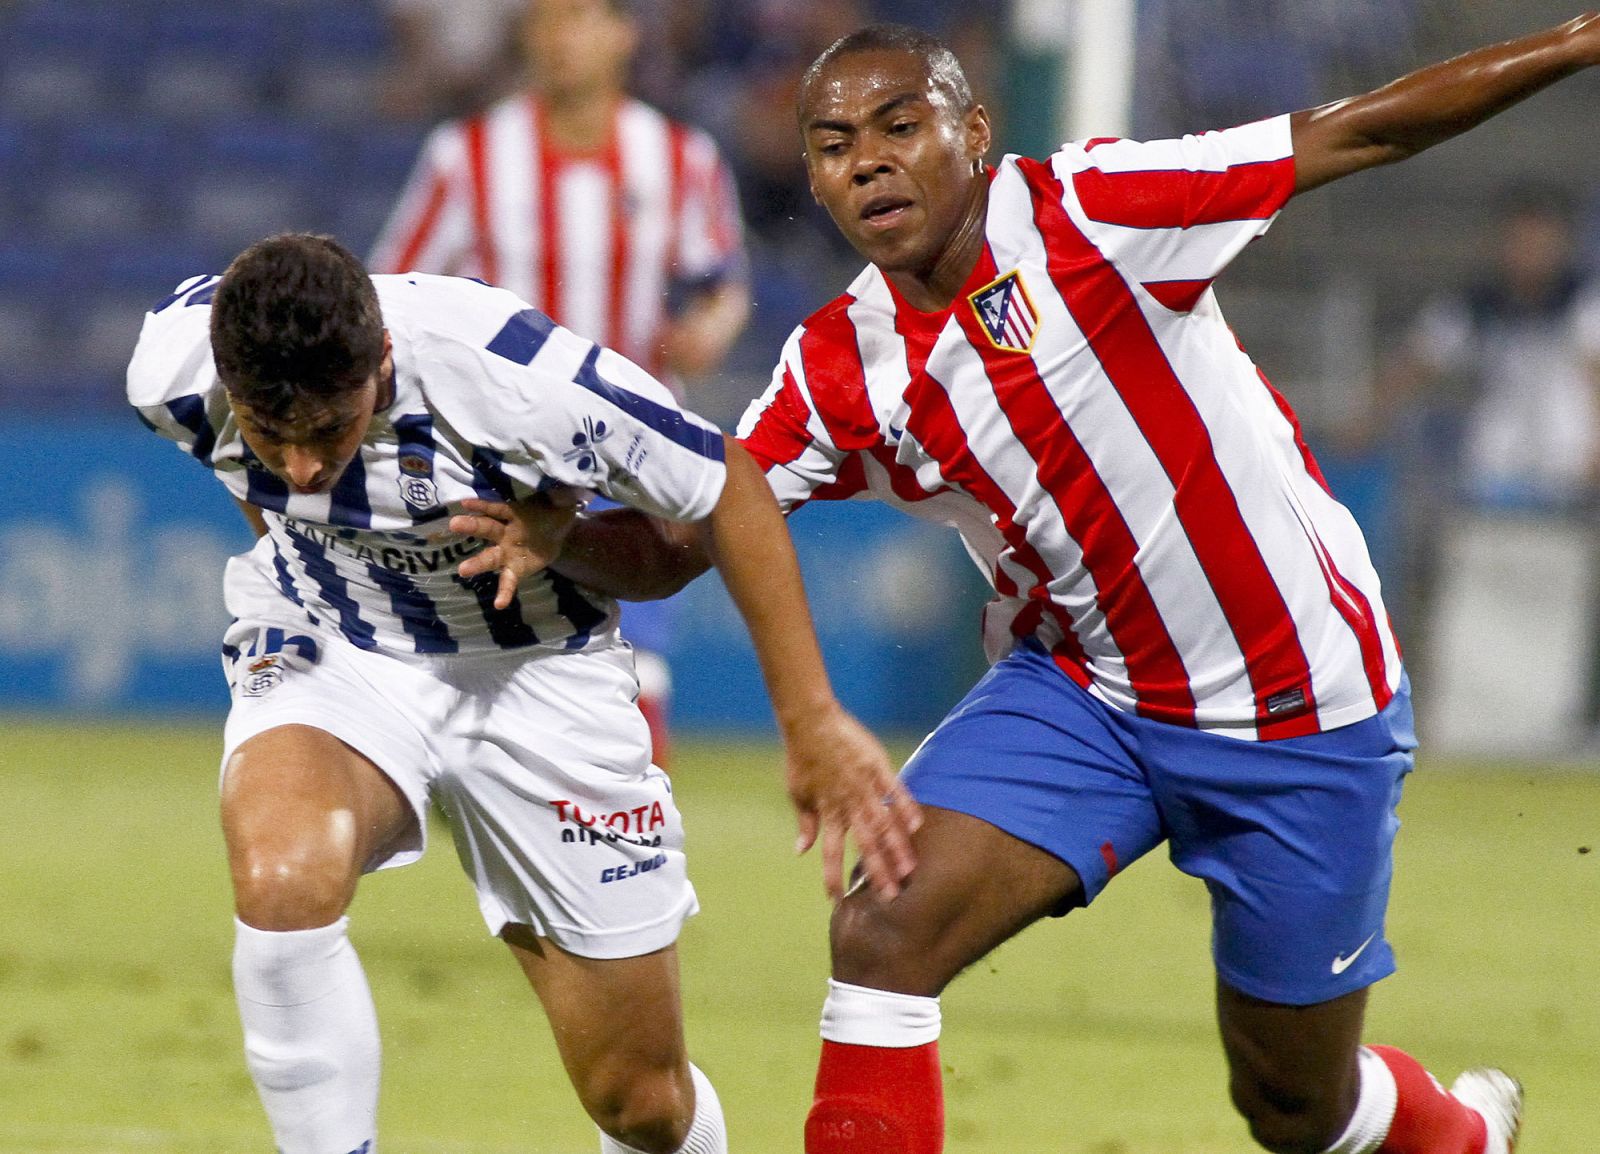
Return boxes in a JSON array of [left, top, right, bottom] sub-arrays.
[[1322, 1047, 1400, 1154], [597, 1063, 727, 1154], [819, 979, 941, 1047], [233, 917, 381, 1154]]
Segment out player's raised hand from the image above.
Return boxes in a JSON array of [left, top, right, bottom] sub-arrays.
[[451, 493, 582, 609], [783, 700, 921, 902]]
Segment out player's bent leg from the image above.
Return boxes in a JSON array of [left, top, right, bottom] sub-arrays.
[[808, 806, 1084, 1154], [222, 723, 416, 931], [222, 724, 417, 1154], [1217, 980, 1369, 1153], [1216, 982, 1514, 1154], [505, 929, 723, 1154]]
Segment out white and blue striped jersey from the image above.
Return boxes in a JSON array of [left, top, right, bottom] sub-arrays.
[[127, 273, 728, 658]]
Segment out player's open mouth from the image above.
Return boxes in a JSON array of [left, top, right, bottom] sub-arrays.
[[860, 196, 914, 229]]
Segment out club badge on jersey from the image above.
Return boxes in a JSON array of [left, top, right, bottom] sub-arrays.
[[396, 453, 439, 511], [223, 624, 321, 698], [970, 269, 1041, 354]]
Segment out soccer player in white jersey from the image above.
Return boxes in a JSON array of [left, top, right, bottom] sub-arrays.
[[464, 16, 1600, 1154], [370, 0, 751, 767], [125, 234, 918, 1154]]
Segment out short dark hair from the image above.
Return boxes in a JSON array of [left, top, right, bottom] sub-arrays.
[[210, 233, 384, 419], [800, 24, 975, 119]]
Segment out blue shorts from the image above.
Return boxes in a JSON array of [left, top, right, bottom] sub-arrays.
[[902, 640, 1417, 1006]]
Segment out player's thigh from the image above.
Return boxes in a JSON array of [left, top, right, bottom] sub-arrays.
[[831, 804, 1086, 996], [1216, 979, 1367, 1145], [838, 642, 1166, 994], [505, 930, 690, 1112], [221, 724, 416, 927]]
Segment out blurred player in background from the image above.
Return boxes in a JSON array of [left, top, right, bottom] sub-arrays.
[[125, 234, 914, 1154], [475, 14, 1600, 1154], [371, 0, 751, 767]]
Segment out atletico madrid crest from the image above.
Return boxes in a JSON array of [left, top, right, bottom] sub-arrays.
[[968, 270, 1040, 354]]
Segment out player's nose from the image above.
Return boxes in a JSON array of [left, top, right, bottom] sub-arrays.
[[280, 445, 328, 489]]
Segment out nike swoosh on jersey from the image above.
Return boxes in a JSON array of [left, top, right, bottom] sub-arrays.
[[1331, 932, 1378, 975]]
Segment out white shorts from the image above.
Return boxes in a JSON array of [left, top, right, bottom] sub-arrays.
[[219, 614, 698, 960]]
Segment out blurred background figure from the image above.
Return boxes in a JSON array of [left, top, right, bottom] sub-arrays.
[[1399, 183, 1600, 515], [370, 0, 753, 766], [377, 0, 527, 120]]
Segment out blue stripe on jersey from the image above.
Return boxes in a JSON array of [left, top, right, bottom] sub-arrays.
[[485, 307, 556, 366], [240, 443, 290, 513], [151, 274, 219, 314], [544, 570, 607, 651], [285, 525, 378, 651], [485, 308, 722, 461], [365, 562, 459, 654], [325, 448, 372, 529], [453, 571, 539, 648], [270, 542, 306, 607], [164, 394, 217, 467], [392, 412, 448, 519], [470, 447, 517, 500], [572, 346, 725, 462]]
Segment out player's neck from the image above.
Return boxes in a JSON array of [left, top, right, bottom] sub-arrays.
[[539, 88, 622, 152], [886, 180, 990, 313]]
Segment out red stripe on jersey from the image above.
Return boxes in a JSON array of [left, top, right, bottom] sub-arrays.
[[604, 110, 629, 357], [797, 296, 881, 451], [1257, 368, 1332, 495], [1300, 521, 1395, 711], [535, 100, 562, 322], [464, 117, 499, 286], [1143, 278, 1214, 313], [1020, 157, 1318, 735], [1072, 156, 1294, 230], [812, 452, 870, 500], [899, 347, 1090, 676], [742, 366, 814, 470], [866, 444, 944, 503], [956, 244, 1197, 723], [665, 121, 687, 278], [1084, 137, 1122, 151], [394, 172, 450, 274]]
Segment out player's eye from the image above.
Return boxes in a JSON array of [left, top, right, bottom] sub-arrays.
[[889, 119, 917, 135]]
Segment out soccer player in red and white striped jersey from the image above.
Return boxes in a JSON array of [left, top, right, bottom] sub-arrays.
[[371, 0, 751, 767], [494, 16, 1600, 1153]]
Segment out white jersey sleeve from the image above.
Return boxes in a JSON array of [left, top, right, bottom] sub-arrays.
[[1053, 115, 1297, 297], [397, 277, 727, 521], [126, 274, 231, 465]]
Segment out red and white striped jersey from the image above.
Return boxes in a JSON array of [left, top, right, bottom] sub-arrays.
[[370, 94, 746, 379], [736, 115, 1402, 740]]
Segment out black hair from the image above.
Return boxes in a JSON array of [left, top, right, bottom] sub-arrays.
[[210, 233, 384, 419], [800, 23, 975, 119]]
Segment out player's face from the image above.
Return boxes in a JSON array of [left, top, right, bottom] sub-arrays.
[[229, 338, 392, 496], [801, 49, 989, 277], [525, 0, 635, 102]]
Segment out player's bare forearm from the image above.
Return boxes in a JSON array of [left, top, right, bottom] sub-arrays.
[[706, 435, 919, 898], [553, 508, 712, 601], [1291, 13, 1600, 194]]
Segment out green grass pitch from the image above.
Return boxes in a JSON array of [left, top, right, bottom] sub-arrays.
[[1, 718, 1596, 1152]]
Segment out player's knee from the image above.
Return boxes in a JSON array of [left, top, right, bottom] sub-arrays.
[[829, 893, 948, 996], [579, 1063, 693, 1153], [229, 843, 358, 931]]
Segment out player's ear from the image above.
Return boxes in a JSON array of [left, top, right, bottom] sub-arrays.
[[965, 104, 992, 172]]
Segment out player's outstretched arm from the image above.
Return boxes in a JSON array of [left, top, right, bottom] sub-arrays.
[[1291, 13, 1600, 194], [705, 435, 921, 901]]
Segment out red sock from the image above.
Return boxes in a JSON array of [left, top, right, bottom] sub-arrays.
[[805, 1039, 943, 1153], [1370, 1046, 1488, 1154]]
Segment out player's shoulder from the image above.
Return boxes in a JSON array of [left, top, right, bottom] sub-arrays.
[[126, 275, 222, 407], [376, 272, 529, 348], [796, 265, 888, 338], [619, 97, 725, 157]]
